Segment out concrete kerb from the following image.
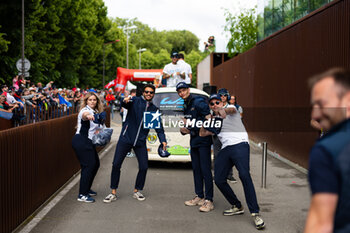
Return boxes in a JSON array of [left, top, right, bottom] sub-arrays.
[[249, 140, 308, 175], [15, 135, 118, 233]]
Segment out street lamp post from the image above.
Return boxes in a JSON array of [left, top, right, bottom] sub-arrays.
[[137, 48, 147, 69], [103, 39, 120, 89], [124, 26, 137, 69], [21, 0, 25, 79]]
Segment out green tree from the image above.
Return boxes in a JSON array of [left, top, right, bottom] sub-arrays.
[[0, 1, 205, 88], [164, 30, 200, 54], [0, 26, 10, 53], [224, 8, 258, 56]]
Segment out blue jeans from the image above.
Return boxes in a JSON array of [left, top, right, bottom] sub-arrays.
[[190, 146, 213, 201], [214, 142, 260, 213], [110, 139, 148, 191]]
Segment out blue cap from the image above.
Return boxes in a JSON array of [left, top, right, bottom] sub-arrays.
[[176, 82, 189, 91], [218, 88, 229, 95], [209, 94, 221, 102], [158, 144, 170, 158]]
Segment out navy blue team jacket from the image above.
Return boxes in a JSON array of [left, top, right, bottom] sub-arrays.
[[119, 96, 166, 147]]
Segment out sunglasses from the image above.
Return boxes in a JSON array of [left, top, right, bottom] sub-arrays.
[[210, 101, 221, 106], [144, 91, 154, 94]]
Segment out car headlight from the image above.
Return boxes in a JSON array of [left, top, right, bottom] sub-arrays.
[[147, 133, 157, 144]]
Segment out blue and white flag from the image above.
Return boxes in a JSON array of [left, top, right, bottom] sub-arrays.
[[58, 94, 72, 107]]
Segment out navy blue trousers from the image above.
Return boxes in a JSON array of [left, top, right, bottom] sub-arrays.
[[214, 142, 260, 213], [72, 134, 100, 195], [110, 139, 148, 190], [190, 146, 213, 201]]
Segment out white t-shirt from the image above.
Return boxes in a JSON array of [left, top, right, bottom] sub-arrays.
[[162, 62, 183, 87], [76, 106, 103, 140], [177, 59, 192, 84], [217, 105, 249, 149], [6, 93, 17, 104]]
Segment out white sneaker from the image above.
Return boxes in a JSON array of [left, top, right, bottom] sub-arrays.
[[252, 213, 265, 230], [223, 205, 244, 216], [103, 193, 117, 203], [133, 191, 145, 201]]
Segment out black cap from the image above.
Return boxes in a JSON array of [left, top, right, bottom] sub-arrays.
[[170, 52, 179, 58], [176, 82, 189, 91]]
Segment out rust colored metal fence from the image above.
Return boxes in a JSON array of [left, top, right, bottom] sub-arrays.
[[0, 107, 111, 233], [211, 0, 350, 168]]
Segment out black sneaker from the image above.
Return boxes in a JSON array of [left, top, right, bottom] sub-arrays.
[[227, 175, 238, 184], [88, 190, 97, 196]]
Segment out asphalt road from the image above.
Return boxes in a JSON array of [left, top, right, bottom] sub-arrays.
[[25, 112, 310, 233]]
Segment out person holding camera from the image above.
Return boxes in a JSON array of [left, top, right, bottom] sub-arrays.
[[204, 36, 215, 52], [71, 92, 105, 203]]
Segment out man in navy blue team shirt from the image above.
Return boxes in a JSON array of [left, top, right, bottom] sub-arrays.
[[305, 68, 350, 233], [176, 82, 214, 212]]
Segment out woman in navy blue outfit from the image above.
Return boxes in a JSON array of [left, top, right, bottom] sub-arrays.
[[72, 92, 104, 203]]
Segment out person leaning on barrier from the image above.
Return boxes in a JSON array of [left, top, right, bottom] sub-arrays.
[[71, 92, 105, 203], [0, 94, 19, 114], [103, 84, 167, 203], [199, 94, 265, 230], [305, 68, 350, 233], [176, 82, 214, 213]]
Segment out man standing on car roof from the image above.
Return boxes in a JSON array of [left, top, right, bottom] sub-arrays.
[[176, 81, 214, 212], [162, 52, 185, 87], [103, 84, 167, 203]]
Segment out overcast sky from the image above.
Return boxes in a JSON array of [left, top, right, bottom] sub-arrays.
[[103, 0, 257, 52]]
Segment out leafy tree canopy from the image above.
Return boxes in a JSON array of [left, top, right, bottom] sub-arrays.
[[0, 1, 207, 88], [224, 8, 258, 57]]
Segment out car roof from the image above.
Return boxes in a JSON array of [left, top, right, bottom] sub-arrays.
[[155, 87, 209, 97]]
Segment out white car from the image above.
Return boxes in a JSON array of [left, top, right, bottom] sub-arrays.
[[147, 87, 210, 162]]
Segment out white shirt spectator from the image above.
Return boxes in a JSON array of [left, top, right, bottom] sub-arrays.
[[177, 59, 192, 84], [6, 93, 17, 104], [162, 63, 183, 87]]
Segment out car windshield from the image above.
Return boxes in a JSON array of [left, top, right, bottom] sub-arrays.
[[152, 92, 208, 116]]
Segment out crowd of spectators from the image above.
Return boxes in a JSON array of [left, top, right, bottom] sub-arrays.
[[0, 79, 122, 127]]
